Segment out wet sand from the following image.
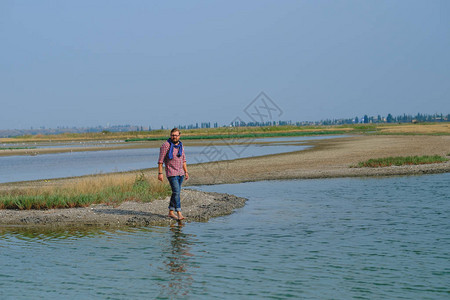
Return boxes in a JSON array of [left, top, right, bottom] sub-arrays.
[[0, 138, 291, 156], [0, 141, 162, 157], [1, 134, 449, 228]]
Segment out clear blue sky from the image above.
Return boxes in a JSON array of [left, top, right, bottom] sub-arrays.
[[1, 0, 449, 130]]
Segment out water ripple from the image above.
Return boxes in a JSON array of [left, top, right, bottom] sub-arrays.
[[1, 174, 449, 299]]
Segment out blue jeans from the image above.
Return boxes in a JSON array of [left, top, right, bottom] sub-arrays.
[[167, 175, 184, 212]]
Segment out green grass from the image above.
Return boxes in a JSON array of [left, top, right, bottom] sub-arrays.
[[4, 124, 362, 142], [0, 147, 36, 150], [0, 173, 171, 210], [357, 155, 449, 168]]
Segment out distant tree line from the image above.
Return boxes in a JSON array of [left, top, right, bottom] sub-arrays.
[[308, 113, 449, 126], [177, 122, 220, 130], [0, 113, 448, 138]]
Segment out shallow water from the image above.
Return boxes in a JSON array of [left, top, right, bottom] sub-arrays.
[[1, 173, 449, 299], [0, 135, 343, 183]]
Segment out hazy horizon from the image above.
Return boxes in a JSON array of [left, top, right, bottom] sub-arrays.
[[1, 1, 449, 130], [0, 110, 448, 132]]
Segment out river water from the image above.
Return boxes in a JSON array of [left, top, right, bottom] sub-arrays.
[[0, 135, 342, 183], [1, 173, 449, 299]]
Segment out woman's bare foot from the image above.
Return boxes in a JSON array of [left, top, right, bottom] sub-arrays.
[[177, 212, 185, 220], [168, 211, 178, 220]]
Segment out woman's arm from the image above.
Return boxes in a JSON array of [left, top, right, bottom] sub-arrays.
[[183, 162, 189, 180]]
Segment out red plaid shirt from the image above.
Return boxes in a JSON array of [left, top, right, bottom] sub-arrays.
[[158, 141, 186, 177]]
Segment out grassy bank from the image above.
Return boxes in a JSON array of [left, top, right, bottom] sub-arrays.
[[0, 147, 36, 150], [1, 125, 356, 143], [357, 155, 449, 168], [124, 130, 350, 142], [0, 173, 171, 210]]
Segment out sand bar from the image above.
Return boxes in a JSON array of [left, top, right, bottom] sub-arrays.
[[185, 135, 450, 185]]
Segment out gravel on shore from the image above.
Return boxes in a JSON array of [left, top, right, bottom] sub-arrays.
[[0, 189, 246, 229]]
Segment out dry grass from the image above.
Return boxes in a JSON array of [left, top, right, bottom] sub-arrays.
[[376, 123, 450, 135], [0, 173, 171, 210]]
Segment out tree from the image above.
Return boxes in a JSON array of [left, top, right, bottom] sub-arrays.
[[386, 114, 393, 123]]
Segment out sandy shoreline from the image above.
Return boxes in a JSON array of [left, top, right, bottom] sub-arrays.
[[0, 141, 162, 157], [0, 138, 305, 157], [184, 134, 450, 185], [1, 134, 449, 229]]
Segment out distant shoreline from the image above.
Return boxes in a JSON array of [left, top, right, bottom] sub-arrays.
[[1, 134, 449, 190], [183, 135, 450, 185], [0, 141, 158, 157], [0, 133, 333, 157]]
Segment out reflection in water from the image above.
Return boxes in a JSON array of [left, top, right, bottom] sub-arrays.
[[158, 223, 195, 298], [0, 226, 142, 241], [0, 227, 106, 241]]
